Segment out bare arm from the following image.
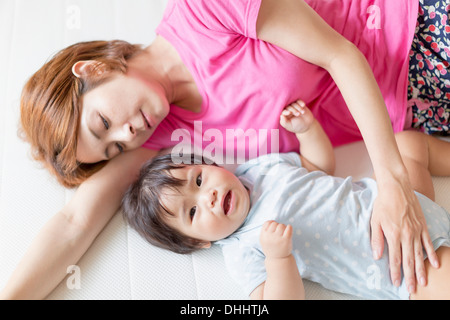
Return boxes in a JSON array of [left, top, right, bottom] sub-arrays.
[[0, 147, 157, 299], [256, 0, 439, 292], [280, 100, 335, 174], [250, 221, 304, 300], [256, 0, 395, 174]]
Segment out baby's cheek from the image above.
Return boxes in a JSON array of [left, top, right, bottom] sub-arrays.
[[210, 221, 234, 241]]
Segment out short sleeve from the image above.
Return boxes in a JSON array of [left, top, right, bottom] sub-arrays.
[[235, 152, 302, 178], [221, 241, 267, 297], [178, 0, 262, 39]]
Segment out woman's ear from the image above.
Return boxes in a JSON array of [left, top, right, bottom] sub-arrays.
[[72, 60, 106, 78]]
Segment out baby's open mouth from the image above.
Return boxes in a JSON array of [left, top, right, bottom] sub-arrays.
[[223, 191, 232, 215]]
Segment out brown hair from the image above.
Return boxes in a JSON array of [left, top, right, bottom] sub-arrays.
[[19, 40, 142, 188], [122, 154, 214, 254]]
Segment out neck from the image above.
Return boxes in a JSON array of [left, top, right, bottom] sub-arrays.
[[127, 36, 201, 111]]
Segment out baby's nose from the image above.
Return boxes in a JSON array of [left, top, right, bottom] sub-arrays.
[[206, 189, 217, 208]]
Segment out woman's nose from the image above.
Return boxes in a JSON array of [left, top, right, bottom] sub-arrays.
[[121, 122, 136, 141]]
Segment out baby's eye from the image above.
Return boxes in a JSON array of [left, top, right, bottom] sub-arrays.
[[189, 206, 197, 220], [196, 173, 202, 187]]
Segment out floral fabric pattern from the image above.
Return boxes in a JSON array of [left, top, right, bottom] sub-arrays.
[[408, 0, 450, 134]]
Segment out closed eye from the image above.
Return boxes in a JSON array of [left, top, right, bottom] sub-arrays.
[[100, 114, 109, 130], [116, 143, 124, 154]]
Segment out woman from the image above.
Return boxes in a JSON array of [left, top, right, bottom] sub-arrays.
[[2, 0, 447, 299]]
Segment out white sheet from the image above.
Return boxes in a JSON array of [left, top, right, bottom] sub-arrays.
[[1, 0, 449, 300]]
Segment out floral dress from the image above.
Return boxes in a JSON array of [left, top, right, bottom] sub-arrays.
[[408, 0, 450, 134]]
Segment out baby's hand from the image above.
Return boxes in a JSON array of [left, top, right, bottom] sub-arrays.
[[260, 221, 293, 260], [280, 100, 315, 134]]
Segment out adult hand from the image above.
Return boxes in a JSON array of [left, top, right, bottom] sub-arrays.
[[370, 175, 439, 294]]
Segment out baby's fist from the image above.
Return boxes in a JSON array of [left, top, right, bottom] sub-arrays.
[[280, 100, 314, 134], [260, 221, 293, 259]]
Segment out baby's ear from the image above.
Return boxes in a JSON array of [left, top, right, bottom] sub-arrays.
[[201, 241, 211, 249]]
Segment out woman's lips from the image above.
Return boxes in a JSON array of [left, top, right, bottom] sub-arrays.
[[141, 110, 152, 129]]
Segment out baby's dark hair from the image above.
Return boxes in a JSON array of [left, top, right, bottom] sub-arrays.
[[122, 153, 215, 254]]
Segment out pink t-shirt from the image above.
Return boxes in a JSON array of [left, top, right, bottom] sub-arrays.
[[143, 0, 419, 161]]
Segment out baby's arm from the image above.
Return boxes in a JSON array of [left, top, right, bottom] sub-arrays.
[[250, 221, 305, 300], [280, 100, 335, 174]]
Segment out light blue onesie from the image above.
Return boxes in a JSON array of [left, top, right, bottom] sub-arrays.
[[217, 153, 450, 300]]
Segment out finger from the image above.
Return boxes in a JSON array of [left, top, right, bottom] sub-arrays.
[[275, 223, 287, 235], [413, 237, 427, 288], [387, 237, 402, 287], [422, 229, 439, 269], [281, 108, 296, 119], [267, 221, 278, 233], [279, 114, 289, 127], [370, 221, 385, 260], [401, 237, 416, 294], [291, 101, 306, 115], [263, 220, 275, 231], [283, 224, 293, 238], [295, 100, 306, 108], [287, 105, 301, 116]]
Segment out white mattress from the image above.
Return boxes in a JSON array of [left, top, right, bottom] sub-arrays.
[[1, 0, 450, 300]]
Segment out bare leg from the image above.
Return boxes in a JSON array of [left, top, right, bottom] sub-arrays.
[[395, 130, 450, 201], [411, 246, 450, 300], [424, 134, 450, 177], [395, 131, 450, 299]]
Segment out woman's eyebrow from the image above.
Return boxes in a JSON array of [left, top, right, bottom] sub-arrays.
[[89, 126, 101, 140], [104, 148, 110, 160]]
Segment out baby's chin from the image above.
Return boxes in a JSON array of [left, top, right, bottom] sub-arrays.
[[223, 208, 250, 240]]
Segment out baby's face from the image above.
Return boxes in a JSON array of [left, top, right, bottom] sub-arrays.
[[160, 164, 250, 244]]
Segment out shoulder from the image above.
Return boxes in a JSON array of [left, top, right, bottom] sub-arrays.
[[235, 152, 302, 176], [165, 0, 262, 38], [85, 147, 158, 189]]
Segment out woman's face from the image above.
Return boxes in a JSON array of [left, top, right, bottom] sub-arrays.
[[76, 73, 170, 163]]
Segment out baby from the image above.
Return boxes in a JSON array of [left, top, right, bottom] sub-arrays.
[[122, 100, 450, 300]]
